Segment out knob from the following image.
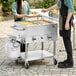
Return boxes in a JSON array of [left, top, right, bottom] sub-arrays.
[[47, 36, 52, 39], [32, 37, 36, 41], [41, 37, 43, 39]]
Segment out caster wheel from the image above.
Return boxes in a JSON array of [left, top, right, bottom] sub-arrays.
[[15, 60, 18, 64], [54, 59, 57, 65], [25, 63, 29, 69]]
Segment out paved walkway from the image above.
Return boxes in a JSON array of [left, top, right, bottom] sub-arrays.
[[0, 18, 76, 76]]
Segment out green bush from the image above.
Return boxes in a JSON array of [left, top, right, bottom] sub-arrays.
[[1, 0, 13, 12], [0, 0, 76, 14], [30, 0, 56, 8], [74, 6, 76, 11], [74, 6, 76, 14], [74, 0, 76, 11]]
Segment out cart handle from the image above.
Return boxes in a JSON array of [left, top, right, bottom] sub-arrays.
[[11, 26, 26, 31]]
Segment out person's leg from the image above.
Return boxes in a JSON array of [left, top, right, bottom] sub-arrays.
[[58, 36, 73, 68], [63, 37, 73, 62]]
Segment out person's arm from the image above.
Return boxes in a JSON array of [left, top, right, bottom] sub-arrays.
[[17, 14, 38, 18], [47, 4, 60, 11], [66, 13, 73, 24], [65, 13, 73, 30], [12, 2, 35, 19], [25, 1, 32, 14], [41, 0, 61, 12], [12, 2, 27, 18], [41, 4, 60, 12], [16, 14, 33, 18], [65, 0, 74, 30], [12, 2, 18, 19]]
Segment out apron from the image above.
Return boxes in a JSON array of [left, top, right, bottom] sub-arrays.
[[59, 0, 74, 37]]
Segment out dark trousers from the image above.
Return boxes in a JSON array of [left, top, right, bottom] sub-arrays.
[[59, 16, 73, 63], [63, 36, 73, 62]]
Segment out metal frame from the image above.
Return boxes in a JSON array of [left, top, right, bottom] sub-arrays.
[[9, 16, 58, 69]]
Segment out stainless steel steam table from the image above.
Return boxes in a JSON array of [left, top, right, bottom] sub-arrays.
[[11, 16, 58, 69]]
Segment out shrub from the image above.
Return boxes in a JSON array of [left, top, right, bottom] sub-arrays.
[[30, 0, 56, 8], [1, 0, 13, 12], [0, 0, 76, 14]]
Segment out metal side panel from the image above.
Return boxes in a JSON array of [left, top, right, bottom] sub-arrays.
[[13, 22, 58, 43], [25, 24, 58, 42]]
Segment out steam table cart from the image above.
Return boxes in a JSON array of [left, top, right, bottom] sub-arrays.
[[11, 16, 58, 69]]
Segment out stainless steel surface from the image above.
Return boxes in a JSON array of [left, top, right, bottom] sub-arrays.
[[14, 19, 58, 43], [6, 16, 58, 68]]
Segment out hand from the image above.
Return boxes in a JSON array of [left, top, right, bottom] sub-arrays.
[[50, 10, 55, 13], [41, 9, 48, 13], [65, 22, 70, 30], [32, 11, 38, 15], [24, 14, 38, 17]]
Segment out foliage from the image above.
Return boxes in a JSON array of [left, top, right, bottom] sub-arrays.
[[0, 0, 76, 14], [30, 0, 56, 8], [1, 0, 13, 12], [0, 2, 2, 10], [74, 0, 76, 11]]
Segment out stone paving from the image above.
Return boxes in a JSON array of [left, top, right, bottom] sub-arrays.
[[0, 18, 76, 76]]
